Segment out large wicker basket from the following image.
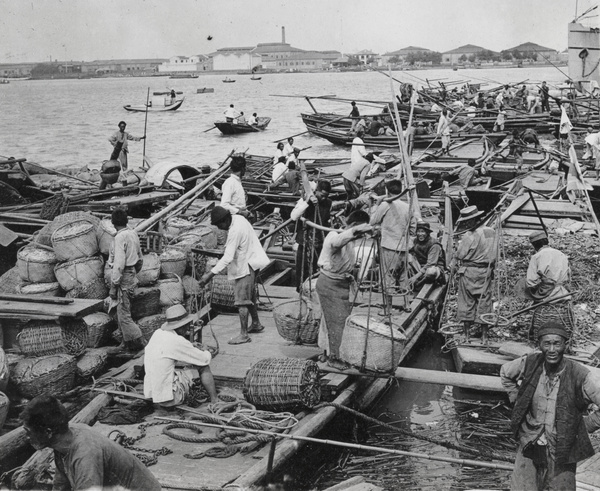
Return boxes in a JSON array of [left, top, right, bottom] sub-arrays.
[[0, 392, 8, 432], [18, 282, 62, 297], [209, 274, 257, 312], [17, 321, 88, 358], [82, 312, 114, 348], [97, 218, 116, 256], [65, 277, 109, 300], [17, 246, 58, 283], [157, 274, 184, 307], [273, 299, 320, 345], [244, 358, 321, 411], [163, 217, 194, 238], [339, 315, 406, 373], [76, 348, 108, 379], [54, 255, 104, 292], [160, 249, 187, 277], [131, 286, 161, 319], [10, 354, 77, 398], [51, 220, 99, 261], [35, 212, 100, 247], [113, 313, 166, 343], [136, 253, 161, 286]]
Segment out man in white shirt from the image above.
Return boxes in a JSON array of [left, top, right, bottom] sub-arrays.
[[220, 155, 250, 218], [224, 104, 239, 123], [342, 129, 372, 199], [284, 137, 298, 163], [437, 108, 453, 156], [272, 156, 288, 183], [199, 206, 271, 344], [248, 112, 258, 125], [144, 304, 218, 406]]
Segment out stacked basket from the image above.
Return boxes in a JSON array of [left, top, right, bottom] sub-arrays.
[[16, 245, 61, 297]]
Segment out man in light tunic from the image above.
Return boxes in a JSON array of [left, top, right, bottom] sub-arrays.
[[220, 155, 251, 218], [108, 121, 144, 171]]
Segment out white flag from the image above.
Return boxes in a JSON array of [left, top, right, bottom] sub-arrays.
[[560, 106, 573, 135]]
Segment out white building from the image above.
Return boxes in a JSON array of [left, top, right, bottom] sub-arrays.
[[210, 47, 262, 72], [157, 55, 210, 73]]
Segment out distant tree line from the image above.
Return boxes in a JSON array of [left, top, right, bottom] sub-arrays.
[[457, 49, 539, 64]]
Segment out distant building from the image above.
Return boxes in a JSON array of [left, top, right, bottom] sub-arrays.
[[0, 63, 35, 78], [503, 42, 559, 62], [352, 49, 377, 65], [381, 46, 432, 65], [253, 42, 302, 70], [210, 47, 262, 71], [442, 44, 492, 64], [81, 58, 165, 75], [158, 55, 211, 73]]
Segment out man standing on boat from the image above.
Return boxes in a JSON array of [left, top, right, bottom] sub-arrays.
[[108, 208, 146, 351], [108, 121, 145, 171], [220, 155, 251, 218], [224, 104, 240, 123], [341, 130, 384, 199], [315, 210, 372, 369], [144, 304, 218, 406], [515, 230, 574, 341], [284, 137, 299, 163], [198, 206, 270, 345], [454, 205, 497, 343], [500, 321, 600, 491], [437, 108, 453, 156], [370, 179, 416, 310], [349, 101, 360, 134]]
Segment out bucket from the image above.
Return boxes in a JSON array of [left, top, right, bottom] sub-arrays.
[[17, 246, 58, 283], [51, 220, 99, 261], [97, 218, 116, 256]]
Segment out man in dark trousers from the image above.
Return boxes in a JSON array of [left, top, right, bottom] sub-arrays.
[[540, 81, 550, 113], [21, 394, 161, 491], [501, 322, 600, 491]]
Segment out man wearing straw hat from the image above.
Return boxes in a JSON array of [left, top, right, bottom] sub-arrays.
[[514, 230, 573, 341], [198, 206, 270, 345], [144, 304, 218, 406], [454, 205, 497, 342], [500, 322, 600, 491], [20, 395, 161, 490]]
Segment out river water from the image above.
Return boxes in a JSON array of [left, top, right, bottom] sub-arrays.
[[0, 66, 558, 170], [1, 66, 559, 490]]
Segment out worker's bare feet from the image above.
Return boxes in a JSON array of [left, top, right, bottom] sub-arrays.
[[248, 323, 265, 333], [228, 335, 251, 345]]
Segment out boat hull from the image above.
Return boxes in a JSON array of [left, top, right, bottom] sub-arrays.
[[123, 98, 184, 112], [214, 117, 271, 134]]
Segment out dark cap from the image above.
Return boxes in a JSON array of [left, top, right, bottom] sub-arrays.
[[529, 230, 547, 243], [416, 220, 431, 232], [538, 321, 569, 340], [211, 206, 230, 225]]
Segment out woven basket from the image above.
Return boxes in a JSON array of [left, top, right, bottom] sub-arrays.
[[160, 249, 187, 277], [35, 212, 100, 247], [531, 301, 575, 341], [82, 312, 114, 348], [273, 299, 320, 345], [339, 315, 406, 373], [17, 246, 58, 283], [54, 255, 104, 292], [0, 348, 8, 393], [172, 226, 219, 252], [18, 282, 61, 297], [17, 321, 88, 357], [131, 286, 161, 319], [65, 277, 108, 300], [113, 313, 166, 343], [10, 354, 77, 398], [0, 266, 22, 294], [210, 275, 237, 312], [157, 274, 184, 307], [243, 358, 321, 411], [76, 349, 108, 379], [0, 392, 8, 432], [164, 217, 194, 238], [137, 253, 161, 286], [97, 218, 116, 256], [51, 220, 99, 261]]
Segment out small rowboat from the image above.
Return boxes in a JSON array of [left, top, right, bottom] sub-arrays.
[[223, 78, 236, 83], [123, 97, 185, 112], [197, 87, 215, 94], [214, 117, 271, 135], [250, 76, 262, 81]]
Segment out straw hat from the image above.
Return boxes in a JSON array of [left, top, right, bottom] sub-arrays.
[[456, 205, 484, 223], [161, 304, 195, 331], [416, 220, 432, 232]]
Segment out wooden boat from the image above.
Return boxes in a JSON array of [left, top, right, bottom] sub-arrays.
[[250, 76, 262, 81], [305, 123, 507, 149], [214, 117, 271, 134], [124, 97, 185, 112], [196, 87, 214, 94], [169, 74, 198, 79], [153, 90, 182, 96], [222, 78, 236, 83]]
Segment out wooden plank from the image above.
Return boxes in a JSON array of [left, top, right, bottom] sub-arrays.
[[264, 267, 292, 286], [0, 298, 102, 318], [453, 345, 514, 376]]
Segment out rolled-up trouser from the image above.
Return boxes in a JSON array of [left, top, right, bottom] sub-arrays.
[[456, 265, 493, 323], [441, 134, 451, 150], [510, 443, 576, 491], [315, 273, 352, 359], [117, 267, 143, 342], [159, 368, 198, 407]]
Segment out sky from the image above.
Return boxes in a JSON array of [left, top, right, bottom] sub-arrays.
[[0, 0, 598, 63]]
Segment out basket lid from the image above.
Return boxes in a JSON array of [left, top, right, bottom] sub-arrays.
[[51, 220, 94, 241]]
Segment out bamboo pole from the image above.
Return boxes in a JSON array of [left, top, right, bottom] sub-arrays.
[[142, 87, 150, 169], [155, 417, 513, 471]]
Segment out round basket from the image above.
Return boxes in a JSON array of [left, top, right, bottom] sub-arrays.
[[76, 349, 108, 379], [0, 347, 8, 393], [18, 282, 61, 297], [131, 286, 161, 319], [136, 253, 161, 286], [17, 246, 58, 283], [97, 218, 116, 256], [82, 312, 114, 348], [0, 392, 8, 432], [35, 212, 101, 247], [54, 255, 104, 292], [17, 321, 87, 358], [243, 358, 321, 411], [210, 275, 237, 312], [273, 299, 320, 345], [65, 277, 109, 300], [160, 249, 187, 277], [164, 217, 194, 238], [113, 313, 166, 343], [51, 220, 99, 262], [339, 315, 407, 373], [157, 274, 184, 307], [10, 354, 77, 398]]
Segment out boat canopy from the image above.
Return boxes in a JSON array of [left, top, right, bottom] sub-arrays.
[[144, 161, 203, 189]]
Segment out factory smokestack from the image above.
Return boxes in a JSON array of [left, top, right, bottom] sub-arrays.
[[282, 26, 285, 44]]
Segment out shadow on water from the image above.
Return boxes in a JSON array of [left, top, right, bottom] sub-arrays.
[[276, 333, 515, 491]]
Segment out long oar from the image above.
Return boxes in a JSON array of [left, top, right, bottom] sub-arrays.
[[273, 115, 351, 143], [142, 87, 150, 169], [203, 125, 219, 133], [155, 417, 513, 471]]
